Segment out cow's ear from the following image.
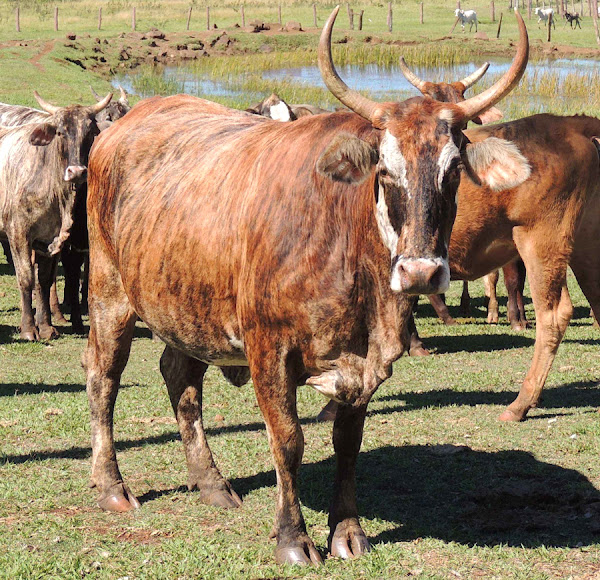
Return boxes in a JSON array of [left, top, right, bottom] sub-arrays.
[[29, 123, 57, 146], [317, 133, 378, 184], [463, 136, 530, 191]]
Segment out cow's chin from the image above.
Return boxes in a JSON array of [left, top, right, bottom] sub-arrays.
[[390, 257, 450, 295]]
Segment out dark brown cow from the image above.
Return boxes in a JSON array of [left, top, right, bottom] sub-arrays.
[[0, 92, 111, 340], [83, 8, 528, 565]]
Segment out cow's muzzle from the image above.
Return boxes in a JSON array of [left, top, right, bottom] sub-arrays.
[[64, 165, 87, 183], [391, 257, 450, 295]]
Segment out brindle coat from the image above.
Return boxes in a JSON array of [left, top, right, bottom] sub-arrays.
[[0, 94, 111, 340], [83, 8, 528, 564]]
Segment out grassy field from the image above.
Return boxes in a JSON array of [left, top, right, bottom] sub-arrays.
[[1, 253, 600, 578]]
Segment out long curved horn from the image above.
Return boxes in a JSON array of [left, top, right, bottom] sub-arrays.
[[398, 57, 427, 92], [459, 62, 490, 90], [89, 85, 102, 101], [90, 93, 113, 115], [456, 10, 528, 121], [33, 91, 60, 115], [318, 6, 378, 122], [118, 85, 129, 105]]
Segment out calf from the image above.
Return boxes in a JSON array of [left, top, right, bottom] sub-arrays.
[[0, 92, 111, 340], [564, 11, 582, 29], [455, 9, 478, 32], [83, 7, 528, 565]]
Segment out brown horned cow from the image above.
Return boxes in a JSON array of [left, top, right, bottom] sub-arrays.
[[0, 92, 111, 341], [83, 7, 528, 565]]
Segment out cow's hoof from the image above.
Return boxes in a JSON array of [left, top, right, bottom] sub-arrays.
[[98, 485, 141, 512], [39, 326, 59, 340], [510, 321, 530, 331], [329, 519, 370, 559], [498, 408, 525, 422], [196, 483, 243, 509], [72, 322, 86, 335], [316, 400, 338, 422], [275, 538, 322, 566], [20, 329, 39, 341], [53, 313, 69, 325], [487, 314, 499, 324], [409, 345, 430, 357], [442, 316, 457, 326]]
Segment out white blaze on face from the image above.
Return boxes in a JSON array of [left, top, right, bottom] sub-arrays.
[[268, 101, 292, 122], [380, 130, 410, 194], [437, 138, 461, 191], [376, 183, 399, 256]]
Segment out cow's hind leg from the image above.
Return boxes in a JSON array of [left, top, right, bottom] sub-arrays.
[[484, 270, 500, 324], [504, 260, 529, 331], [460, 281, 471, 316], [62, 247, 86, 334], [328, 402, 370, 559], [83, 249, 138, 512], [160, 347, 242, 508], [34, 253, 59, 340], [499, 229, 573, 421], [246, 340, 322, 565]]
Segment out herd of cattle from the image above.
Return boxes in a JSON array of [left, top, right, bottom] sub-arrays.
[[1, 6, 599, 566], [455, 6, 584, 31]]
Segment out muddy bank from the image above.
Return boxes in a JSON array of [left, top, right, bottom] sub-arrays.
[[11, 24, 600, 80]]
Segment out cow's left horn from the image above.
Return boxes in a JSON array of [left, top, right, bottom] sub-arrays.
[[398, 57, 427, 92], [33, 91, 60, 115], [459, 62, 490, 90], [318, 6, 378, 122], [118, 85, 129, 105], [90, 93, 113, 115], [456, 10, 528, 121]]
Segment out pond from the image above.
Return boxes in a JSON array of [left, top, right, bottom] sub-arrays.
[[113, 56, 600, 118]]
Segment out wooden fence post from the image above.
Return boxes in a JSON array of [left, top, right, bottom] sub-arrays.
[[313, 3, 317, 27], [278, 4, 282, 25], [347, 3, 352, 25], [54, 6, 58, 31], [528, 0, 532, 17], [349, 8, 354, 29], [449, 16, 460, 33], [388, 2, 393, 31], [491, 0, 495, 21], [206, 6, 210, 30], [241, 5, 245, 27], [496, 11, 503, 37], [186, 6, 192, 30], [457, 0, 461, 8], [358, 9, 364, 30], [420, 2, 424, 24], [592, 0, 600, 45], [16, 6, 20, 32], [98, 6, 102, 30], [132, 6, 136, 31], [547, 11, 552, 39]]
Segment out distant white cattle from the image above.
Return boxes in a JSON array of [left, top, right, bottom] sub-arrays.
[[455, 8, 478, 32], [535, 7, 555, 28]]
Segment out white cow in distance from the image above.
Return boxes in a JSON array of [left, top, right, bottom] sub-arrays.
[[455, 8, 478, 32], [535, 7, 555, 28]]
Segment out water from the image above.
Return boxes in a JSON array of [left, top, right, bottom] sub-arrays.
[[114, 57, 599, 103]]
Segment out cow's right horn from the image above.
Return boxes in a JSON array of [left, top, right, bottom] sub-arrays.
[[33, 91, 60, 115], [456, 10, 528, 121], [90, 93, 113, 115], [318, 6, 378, 122]]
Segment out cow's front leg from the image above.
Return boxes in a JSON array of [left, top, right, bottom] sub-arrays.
[[460, 281, 471, 316], [34, 253, 60, 340], [62, 247, 86, 334], [8, 232, 38, 340], [160, 347, 242, 508], [428, 293, 456, 325], [247, 341, 322, 566], [328, 402, 370, 559]]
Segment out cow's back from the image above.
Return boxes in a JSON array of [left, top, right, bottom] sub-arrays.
[[88, 95, 378, 361]]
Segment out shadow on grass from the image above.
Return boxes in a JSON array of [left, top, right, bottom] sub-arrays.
[[231, 444, 600, 549], [422, 332, 535, 354], [374, 379, 600, 415], [0, 381, 137, 397]]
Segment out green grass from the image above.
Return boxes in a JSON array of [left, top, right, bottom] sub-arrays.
[[1, 253, 600, 578]]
